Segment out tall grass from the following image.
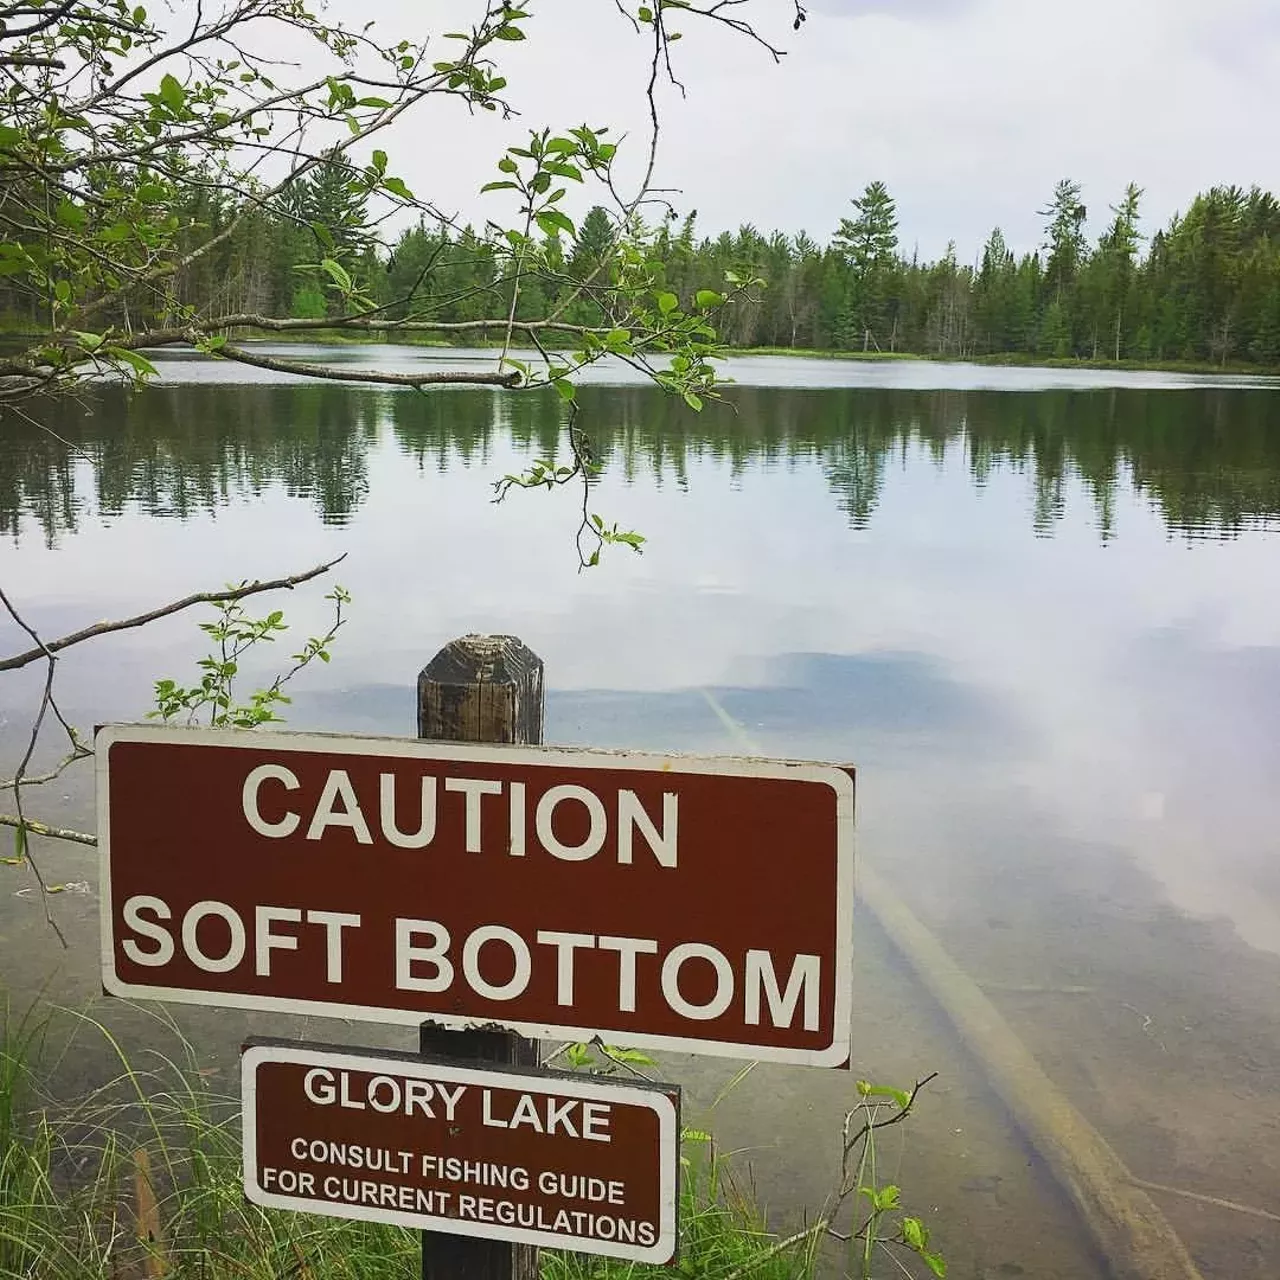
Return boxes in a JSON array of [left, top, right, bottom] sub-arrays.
[[0, 1006, 421, 1279], [0, 1006, 818, 1280], [545, 1146, 821, 1280], [1, 1002, 58, 1278]]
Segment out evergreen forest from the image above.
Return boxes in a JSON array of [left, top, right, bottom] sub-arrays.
[[4, 164, 1280, 368]]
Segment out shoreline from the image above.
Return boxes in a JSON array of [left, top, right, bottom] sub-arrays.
[[226, 333, 1280, 378], [5, 323, 1278, 379]]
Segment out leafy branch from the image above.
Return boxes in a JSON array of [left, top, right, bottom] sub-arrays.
[[150, 585, 350, 729], [0, 559, 350, 946]]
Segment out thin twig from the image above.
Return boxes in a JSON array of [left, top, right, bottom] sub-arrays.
[[1, 555, 347, 672], [1, 399, 96, 462], [0, 742, 91, 791], [0, 582, 69, 942]]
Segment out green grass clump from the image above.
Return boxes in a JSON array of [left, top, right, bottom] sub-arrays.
[[0, 1007, 816, 1280], [545, 1143, 818, 1280], [0, 1007, 421, 1279]]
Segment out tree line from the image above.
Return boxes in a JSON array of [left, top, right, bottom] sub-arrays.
[[6, 163, 1277, 369]]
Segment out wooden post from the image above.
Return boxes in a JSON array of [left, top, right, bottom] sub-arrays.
[[417, 634, 543, 1280]]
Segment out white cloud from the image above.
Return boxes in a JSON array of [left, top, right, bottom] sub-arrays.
[[348, 0, 1280, 261]]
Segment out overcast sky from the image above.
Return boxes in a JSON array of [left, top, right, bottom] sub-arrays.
[[353, 0, 1280, 263]]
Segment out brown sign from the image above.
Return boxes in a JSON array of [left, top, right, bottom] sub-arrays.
[[99, 724, 854, 1065], [241, 1040, 679, 1262]]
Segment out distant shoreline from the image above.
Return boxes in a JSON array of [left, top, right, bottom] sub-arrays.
[[238, 331, 1280, 378], [732, 347, 1280, 378], [5, 322, 1277, 379]]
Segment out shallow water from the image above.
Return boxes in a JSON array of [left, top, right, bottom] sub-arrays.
[[2, 352, 1278, 1278]]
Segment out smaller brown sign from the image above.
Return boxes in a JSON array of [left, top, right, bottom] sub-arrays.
[[241, 1040, 680, 1264]]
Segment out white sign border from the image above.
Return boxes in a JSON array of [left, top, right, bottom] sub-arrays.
[[241, 1040, 680, 1264], [98, 722, 855, 1068]]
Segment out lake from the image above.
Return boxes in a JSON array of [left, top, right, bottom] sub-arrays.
[[2, 347, 1279, 1279]]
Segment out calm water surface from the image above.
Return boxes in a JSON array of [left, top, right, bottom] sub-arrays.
[[2, 349, 1279, 1279]]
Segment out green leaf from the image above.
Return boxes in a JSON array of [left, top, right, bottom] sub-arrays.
[[638, 5, 653, 21], [13, 823, 27, 863], [55, 197, 86, 228], [358, 97, 393, 109], [319, 258, 353, 291], [564, 1043, 596, 1069], [553, 378, 576, 402], [495, 25, 526, 40], [107, 345, 157, 373], [383, 176, 414, 200], [158, 73, 185, 111], [901, 1217, 926, 1249], [603, 1046, 657, 1066], [109, 347, 158, 379], [497, 156, 519, 174], [543, 161, 582, 182], [54, 279, 71, 304], [923, 1252, 947, 1278], [682, 391, 703, 412], [657, 291, 678, 313], [695, 289, 723, 309], [480, 181, 520, 194], [535, 209, 575, 238], [857, 1082, 912, 1109]]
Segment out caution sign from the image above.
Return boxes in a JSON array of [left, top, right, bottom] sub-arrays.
[[100, 724, 855, 1065], [241, 1040, 679, 1263]]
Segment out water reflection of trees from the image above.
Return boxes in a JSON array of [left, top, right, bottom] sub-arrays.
[[4, 383, 1279, 544]]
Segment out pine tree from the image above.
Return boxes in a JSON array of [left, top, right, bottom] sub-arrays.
[[974, 227, 1016, 352], [281, 150, 374, 317], [1039, 179, 1088, 306], [1096, 183, 1143, 359], [832, 181, 899, 348], [569, 206, 615, 277]]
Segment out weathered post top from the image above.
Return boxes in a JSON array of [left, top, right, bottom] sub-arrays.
[[417, 633, 544, 745]]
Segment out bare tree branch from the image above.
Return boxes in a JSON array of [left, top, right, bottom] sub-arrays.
[[0, 0, 76, 39], [0, 556, 348, 672], [0, 812, 95, 846], [209, 341, 523, 387], [0, 582, 71, 942]]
